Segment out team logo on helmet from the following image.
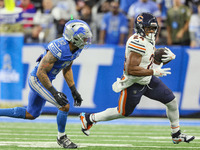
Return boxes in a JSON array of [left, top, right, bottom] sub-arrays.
[[73, 27, 86, 36], [137, 16, 143, 22]]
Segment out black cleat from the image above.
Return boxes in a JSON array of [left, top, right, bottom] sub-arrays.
[[57, 135, 78, 149]]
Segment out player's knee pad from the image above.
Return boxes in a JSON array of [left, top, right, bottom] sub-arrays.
[[166, 98, 178, 111]]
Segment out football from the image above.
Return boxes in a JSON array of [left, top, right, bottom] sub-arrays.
[[154, 48, 167, 64]]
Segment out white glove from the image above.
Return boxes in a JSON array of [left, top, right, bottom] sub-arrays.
[[153, 63, 171, 77], [161, 47, 176, 62]]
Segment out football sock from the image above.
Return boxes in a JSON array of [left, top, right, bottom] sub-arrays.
[[90, 107, 124, 122], [0, 107, 26, 119], [57, 110, 68, 133], [57, 132, 65, 140], [171, 125, 180, 134], [166, 99, 180, 133]]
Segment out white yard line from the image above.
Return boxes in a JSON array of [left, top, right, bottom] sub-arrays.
[[0, 141, 133, 148], [0, 130, 177, 135], [0, 132, 199, 140], [0, 141, 199, 149]]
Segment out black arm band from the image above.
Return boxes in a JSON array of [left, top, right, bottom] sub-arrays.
[[70, 84, 76, 92], [48, 86, 57, 95]]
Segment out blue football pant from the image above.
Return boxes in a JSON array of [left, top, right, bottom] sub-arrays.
[[28, 76, 64, 118]]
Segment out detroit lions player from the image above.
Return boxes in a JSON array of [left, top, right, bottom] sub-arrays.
[[80, 13, 195, 144], [0, 19, 92, 148]]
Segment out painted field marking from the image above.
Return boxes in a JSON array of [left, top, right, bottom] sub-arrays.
[[0, 141, 133, 148], [0, 141, 200, 149], [0, 132, 199, 140]]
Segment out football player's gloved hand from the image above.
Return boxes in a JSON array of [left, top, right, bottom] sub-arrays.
[[48, 86, 68, 106], [153, 63, 171, 77], [161, 47, 176, 62], [53, 92, 69, 106], [70, 85, 83, 106]]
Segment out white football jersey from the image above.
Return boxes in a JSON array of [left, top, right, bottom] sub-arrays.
[[112, 33, 155, 93]]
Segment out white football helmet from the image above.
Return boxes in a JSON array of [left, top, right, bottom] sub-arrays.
[[63, 19, 92, 49]]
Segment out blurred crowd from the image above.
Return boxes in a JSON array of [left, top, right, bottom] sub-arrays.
[[1, 0, 200, 47]]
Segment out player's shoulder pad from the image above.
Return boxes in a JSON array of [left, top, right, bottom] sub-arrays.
[[127, 35, 146, 55], [47, 38, 67, 60]]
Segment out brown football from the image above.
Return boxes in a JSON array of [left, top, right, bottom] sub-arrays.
[[154, 48, 167, 63]]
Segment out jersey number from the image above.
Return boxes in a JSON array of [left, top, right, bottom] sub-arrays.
[[52, 61, 71, 75]]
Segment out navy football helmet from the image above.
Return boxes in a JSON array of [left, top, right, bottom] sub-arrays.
[[135, 12, 159, 41]]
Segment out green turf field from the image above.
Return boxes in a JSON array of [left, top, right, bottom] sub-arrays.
[[0, 120, 199, 150]]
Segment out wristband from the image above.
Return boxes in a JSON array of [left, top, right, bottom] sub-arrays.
[[48, 86, 57, 95], [70, 84, 76, 92]]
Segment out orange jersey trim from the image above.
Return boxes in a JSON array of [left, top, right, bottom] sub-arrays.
[[129, 43, 146, 51]]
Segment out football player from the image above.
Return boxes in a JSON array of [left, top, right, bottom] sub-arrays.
[[0, 19, 92, 148], [80, 12, 195, 144]]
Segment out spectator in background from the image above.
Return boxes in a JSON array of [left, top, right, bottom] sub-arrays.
[[185, 0, 199, 14], [18, 0, 36, 42], [76, 0, 86, 16], [51, 0, 78, 38], [155, 0, 173, 20], [15, 0, 21, 6], [99, 1, 128, 46], [80, 4, 92, 25], [31, 0, 56, 43], [25, 24, 42, 43], [119, 0, 137, 15], [0, 0, 4, 9], [166, 0, 191, 45], [18, 0, 36, 28], [31, 0, 43, 11], [91, 0, 111, 43], [99, 0, 111, 13], [127, 0, 162, 39], [189, 2, 200, 47]]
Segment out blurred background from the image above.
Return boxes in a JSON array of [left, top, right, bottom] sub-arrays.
[[0, 0, 200, 118]]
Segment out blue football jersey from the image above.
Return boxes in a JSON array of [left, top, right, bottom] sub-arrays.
[[31, 37, 82, 81]]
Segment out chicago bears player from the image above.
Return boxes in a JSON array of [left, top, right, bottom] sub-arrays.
[[80, 13, 195, 144], [0, 19, 92, 148]]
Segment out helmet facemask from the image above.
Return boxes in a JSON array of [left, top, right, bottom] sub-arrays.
[[72, 31, 92, 49], [135, 13, 159, 42], [144, 26, 158, 41]]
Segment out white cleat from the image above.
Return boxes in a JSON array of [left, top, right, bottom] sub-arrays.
[[172, 130, 195, 144]]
